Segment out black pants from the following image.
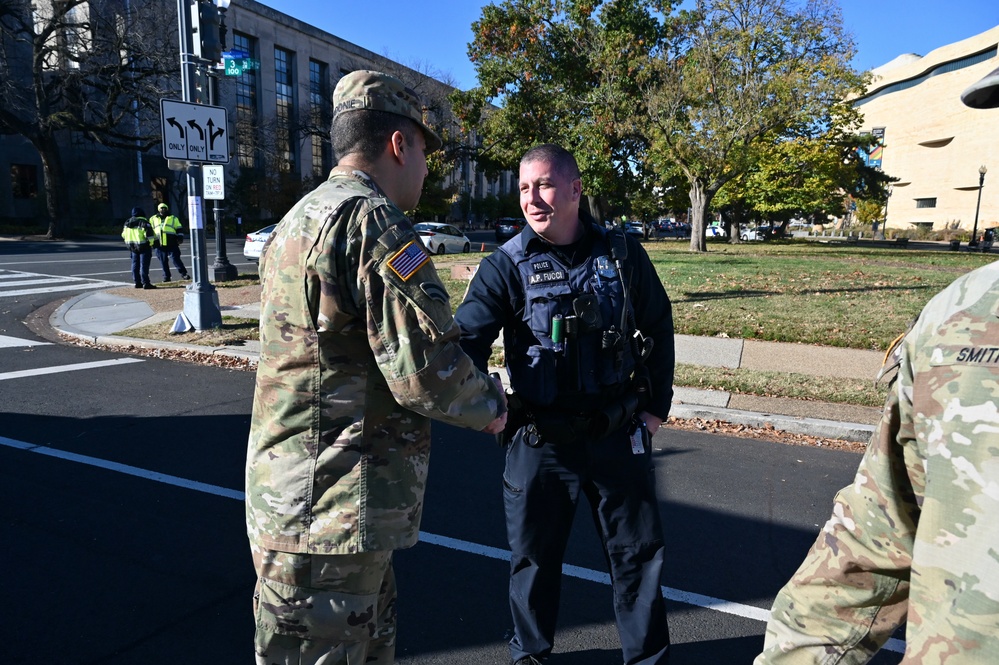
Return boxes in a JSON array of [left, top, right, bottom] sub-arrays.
[[155, 243, 188, 280], [130, 248, 152, 286], [503, 423, 670, 664]]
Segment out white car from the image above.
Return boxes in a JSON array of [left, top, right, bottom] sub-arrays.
[[706, 224, 727, 238], [243, 224, 276, 262], [413, 222, 472, 254]]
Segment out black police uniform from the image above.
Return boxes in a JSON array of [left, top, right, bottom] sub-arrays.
[[455, 214, 675, 665]]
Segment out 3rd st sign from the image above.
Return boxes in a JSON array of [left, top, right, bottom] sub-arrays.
[[160, 99, 229, 164]]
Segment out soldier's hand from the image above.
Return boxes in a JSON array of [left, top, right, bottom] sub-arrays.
[[491, 375, 508, 415], [482, 411, 507, 435]]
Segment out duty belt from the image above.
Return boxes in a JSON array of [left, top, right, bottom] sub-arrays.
[[523, 388, 645, 446]]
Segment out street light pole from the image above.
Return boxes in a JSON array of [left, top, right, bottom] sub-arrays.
[[970, 164, 988, 248], [177, 0, 222, 329]]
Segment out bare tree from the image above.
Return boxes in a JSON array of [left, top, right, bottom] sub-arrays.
[[0, 0, 177, 237]]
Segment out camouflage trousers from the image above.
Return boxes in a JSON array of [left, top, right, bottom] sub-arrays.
[[252, 547, 397, 665]]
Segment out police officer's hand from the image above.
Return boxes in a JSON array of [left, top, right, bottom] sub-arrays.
[[640, 411, 663, 437]]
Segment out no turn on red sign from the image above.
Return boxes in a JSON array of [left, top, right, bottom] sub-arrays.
[[203, 165, 225, 200]]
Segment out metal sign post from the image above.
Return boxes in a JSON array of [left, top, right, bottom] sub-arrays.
[[173, 0, 222, 330]]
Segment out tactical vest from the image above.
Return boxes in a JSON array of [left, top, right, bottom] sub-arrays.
[[500, 223, 637, 409]]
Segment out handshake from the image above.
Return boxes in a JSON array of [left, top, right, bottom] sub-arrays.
[[481, 372, 509, 435]]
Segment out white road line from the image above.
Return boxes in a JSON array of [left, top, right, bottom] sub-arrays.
[[0, 435, 906, 655], [0, 335, 51, 348], [0, 258, 131, 267], [0, 281, 124, 297], [1, 277, 75, 287], [0, 357, 144, 381]]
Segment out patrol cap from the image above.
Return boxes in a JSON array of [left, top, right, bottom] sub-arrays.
[[961, 64, 999, 109], [158, 203, 169, 211], [131, 206, 145, 217], [332, 70, 442, 153]]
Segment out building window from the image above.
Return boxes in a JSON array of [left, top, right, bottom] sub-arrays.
[[275, 47, 297, 173], [309, 59, 332, 177], [11, 164, 38, 199], [87, 171, 110, 202], [915, 198, 937, 208], [233, 33, 259, 170]]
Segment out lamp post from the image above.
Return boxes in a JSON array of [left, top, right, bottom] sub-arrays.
[[969, 165, 988, 248], [176, 0, 222, 329], [208, 0, 237, 281]]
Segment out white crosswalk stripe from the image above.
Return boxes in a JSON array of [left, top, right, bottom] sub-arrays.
[[0, 269, 123, 297]]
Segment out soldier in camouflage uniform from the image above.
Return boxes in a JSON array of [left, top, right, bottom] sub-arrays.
[[755, 66, 999, 665], [246, 70, 507, 665]]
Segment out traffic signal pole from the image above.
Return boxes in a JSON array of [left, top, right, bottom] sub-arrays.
[[176, 0, 222, 329]]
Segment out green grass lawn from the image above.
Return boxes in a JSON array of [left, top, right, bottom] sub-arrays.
[[128, 240, 995, 408], [440, 240, 995, 351]]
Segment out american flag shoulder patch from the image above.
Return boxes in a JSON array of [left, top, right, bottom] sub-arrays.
[[387, 240, 430, 281]]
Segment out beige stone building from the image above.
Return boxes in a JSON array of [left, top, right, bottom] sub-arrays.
[[854, 25, 999, 235]]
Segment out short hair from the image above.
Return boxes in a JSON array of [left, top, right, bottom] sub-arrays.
[[521, 144, 581, 181], [331, 109, 421, 163]]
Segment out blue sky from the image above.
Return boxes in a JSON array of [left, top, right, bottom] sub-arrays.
[[260, 1, 999, 90]]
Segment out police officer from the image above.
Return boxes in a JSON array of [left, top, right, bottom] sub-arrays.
[[149, 202, 189, 282], [245, 70, 506, 665], [455, 144, 675, 665], [754, 64, 999, 665], [121, 206, 156, 289]]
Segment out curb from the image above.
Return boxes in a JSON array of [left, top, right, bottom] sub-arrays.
[[49, 291, 878, 444]]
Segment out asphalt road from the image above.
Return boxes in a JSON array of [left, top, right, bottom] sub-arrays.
[[0, 239, 904, 664]]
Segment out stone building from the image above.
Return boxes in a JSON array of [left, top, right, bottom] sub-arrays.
[[0, 0, 508, 230], [854, 25, 999, 235]]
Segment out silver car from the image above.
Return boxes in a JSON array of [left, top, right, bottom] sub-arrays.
[[413, 222, 472, 255]]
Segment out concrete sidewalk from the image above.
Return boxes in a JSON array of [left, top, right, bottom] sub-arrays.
[[49, 285, 885, 443]]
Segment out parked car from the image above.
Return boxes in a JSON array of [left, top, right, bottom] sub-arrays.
[[413, 222, 471, 255], [741, 225, 769, 241], [653, 220, 690, 238], [243, 223, 277, 262], [495, 217, 525, 242], [624, 221, 645, 238], [706, 224, 727, 238]]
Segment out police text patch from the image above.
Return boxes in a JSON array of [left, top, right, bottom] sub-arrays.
[[528, 269, 567, 286], [532, 260, 553, 272], [387, 241, 430, 281]]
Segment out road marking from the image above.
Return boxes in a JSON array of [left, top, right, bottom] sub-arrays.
[[0, 269, 125, 297], [0, 335, 51, 348], [0, 435, 906, 655], [0, 357, 144, 381], [1, 282, 125, 297]]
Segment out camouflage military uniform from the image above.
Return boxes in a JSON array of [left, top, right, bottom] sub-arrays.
[[246, 165, 504, 663], [756, 260, 999, 664]]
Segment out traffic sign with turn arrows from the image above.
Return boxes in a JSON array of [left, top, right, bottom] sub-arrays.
[[160, 99, 229, 164]]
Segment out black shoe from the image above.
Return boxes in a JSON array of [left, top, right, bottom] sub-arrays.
[[143, 283, 157, 289], [163, 277, 172, 283], [134, 284, 143, 289], [180, 273, 190, 280]]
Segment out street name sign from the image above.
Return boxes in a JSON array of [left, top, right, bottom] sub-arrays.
[[160, 99, 229, 164]]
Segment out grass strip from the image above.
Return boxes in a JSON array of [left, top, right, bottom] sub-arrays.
[[674, 363, 889, 407]]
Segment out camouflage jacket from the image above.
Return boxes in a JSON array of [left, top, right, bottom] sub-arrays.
[[246, 166, 504, 555], [756, 260, 999, 664]]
